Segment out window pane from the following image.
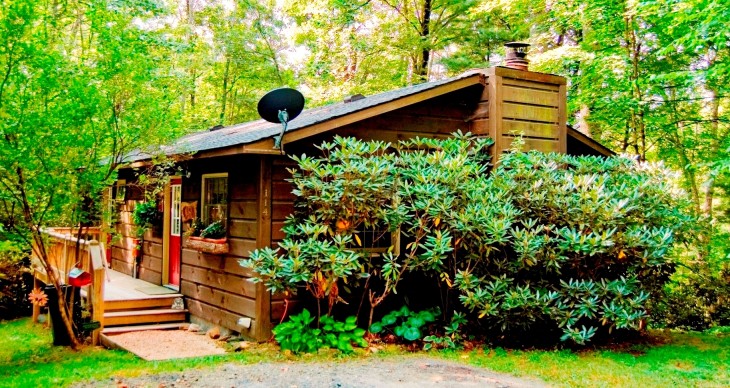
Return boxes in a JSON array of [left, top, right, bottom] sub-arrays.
[[202, 176, 228, 225]]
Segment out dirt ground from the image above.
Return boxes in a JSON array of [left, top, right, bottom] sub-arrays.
[[75, 358, 547, 388]]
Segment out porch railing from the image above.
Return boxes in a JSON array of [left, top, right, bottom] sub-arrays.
[[31, 227, 106, 345]]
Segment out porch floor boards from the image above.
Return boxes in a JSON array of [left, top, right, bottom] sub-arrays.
[[104, 269, 181, 301]]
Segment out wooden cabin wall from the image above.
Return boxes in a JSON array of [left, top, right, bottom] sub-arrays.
[[270, 157, 297, 321], [177, 154, 265, 339], [109, 170, 164, 285], [330, 85, 484, 144], [299, 68, 567, 160], [479, 67, 567, 159]]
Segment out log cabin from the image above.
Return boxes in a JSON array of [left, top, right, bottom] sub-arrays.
[[104, 58, 613, 341]]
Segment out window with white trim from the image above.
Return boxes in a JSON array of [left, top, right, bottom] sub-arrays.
[[171, 184, 181, 236], [201, 173, 228, 226]]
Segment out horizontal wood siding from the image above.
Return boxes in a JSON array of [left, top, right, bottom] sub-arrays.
[[175, 155, 264, 338], [487, 67, 567, 158], [110, 197, 162, 285], [270, 158, 297, 308], [271, 158, 296, 249]]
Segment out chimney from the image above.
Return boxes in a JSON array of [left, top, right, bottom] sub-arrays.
[[504, 42, 530, 71], [344, 93, 365, 103]]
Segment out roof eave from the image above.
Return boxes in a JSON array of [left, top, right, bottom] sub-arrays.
[[567, 126, 615, 156], [207, 74, 486, 157]]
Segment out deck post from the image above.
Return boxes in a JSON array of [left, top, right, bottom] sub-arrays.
[[89, 241, 106, 345], [253, 156, 273, 340]]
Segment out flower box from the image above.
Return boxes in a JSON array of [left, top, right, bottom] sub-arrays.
[[184, 236, 229, 254]]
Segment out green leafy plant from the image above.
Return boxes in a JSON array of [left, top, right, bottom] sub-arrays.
[[186, 218, 205, 238], [132, 201, 160, 238], [370, 306, 439, 341], [423, 311, 468, 350], [273, 309, 367, 354], [319, 315, 368, 353], [0, 241, 31, 320], [200, 220, 226, 239], [244, 134, 695, 345]]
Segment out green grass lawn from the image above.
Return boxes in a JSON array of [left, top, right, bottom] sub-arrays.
[[1, 318, 728, 387]]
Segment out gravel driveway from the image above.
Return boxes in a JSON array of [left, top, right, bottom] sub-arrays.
[[76, 357, 547, 388]]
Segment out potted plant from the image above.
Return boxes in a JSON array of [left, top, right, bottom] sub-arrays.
[[186, 218, 205, 241], [201, 221, 226, 242], [184, 220, 228, 254]]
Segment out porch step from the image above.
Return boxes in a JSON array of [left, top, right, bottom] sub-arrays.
[[104, 294, 184, 312], [102, 322, 187, 334], [104, 308, 188, 326]]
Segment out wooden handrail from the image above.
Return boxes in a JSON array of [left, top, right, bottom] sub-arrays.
[[33, 227, 106, 345]]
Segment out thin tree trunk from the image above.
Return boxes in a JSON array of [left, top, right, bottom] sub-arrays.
[[703, 88, 721, 217], [17, 167, 80, 349], [219, 56, 230, 125], [417, 0, 432, 83]]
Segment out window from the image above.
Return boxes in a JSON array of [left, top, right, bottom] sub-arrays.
[[114, 179, 126, 202], [171, 184, 181, 237], [201, 173, 228, 226], [351, 225, 400, 255]]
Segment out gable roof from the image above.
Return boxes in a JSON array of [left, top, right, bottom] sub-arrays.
[[124, 72, 486, 163], [124, 68, 613, 163]]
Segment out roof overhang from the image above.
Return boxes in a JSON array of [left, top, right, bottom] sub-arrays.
[[567, 126, 615, 156], [197, 74, 486, 159]]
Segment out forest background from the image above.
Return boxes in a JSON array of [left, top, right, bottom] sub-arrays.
[[0, 0, 727, 329]]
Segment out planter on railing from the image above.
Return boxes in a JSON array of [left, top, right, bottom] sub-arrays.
[[183, 236, 229, 255]]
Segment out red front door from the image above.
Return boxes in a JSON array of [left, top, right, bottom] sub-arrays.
[[168, 178, 182, 286]]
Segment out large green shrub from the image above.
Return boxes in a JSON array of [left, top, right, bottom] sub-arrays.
[[242, 134, 694, 344], [449, 151, 693, 343]]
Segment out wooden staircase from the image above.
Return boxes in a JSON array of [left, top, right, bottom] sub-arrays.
[[87, 270, 191, 336], [101, 293, 188, 333]]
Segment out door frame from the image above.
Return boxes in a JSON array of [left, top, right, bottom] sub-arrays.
[[162, 175, 182, 290]]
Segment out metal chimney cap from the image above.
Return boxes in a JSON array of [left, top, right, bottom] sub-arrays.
[[505, 42, 530, 49], [504, 42, 530, 71]]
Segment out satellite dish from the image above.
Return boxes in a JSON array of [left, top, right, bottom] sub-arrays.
[[257, 88, 305, 150]]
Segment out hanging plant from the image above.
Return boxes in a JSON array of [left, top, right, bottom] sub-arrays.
[[133, 200, 160, 238]]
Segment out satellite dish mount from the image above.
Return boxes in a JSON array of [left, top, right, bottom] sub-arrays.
[[257, 88, 305, 150]]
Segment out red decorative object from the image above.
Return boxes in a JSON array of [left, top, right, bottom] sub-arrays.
[[68, 267, 92, 287], [28, 287, 48, 307]]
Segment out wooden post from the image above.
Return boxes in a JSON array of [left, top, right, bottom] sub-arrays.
[[487, 68, 504, 164], [88, 241, 105, 345], [557, 83, 568, 154], [253, 156, 273, 341], [32, 274, 40, 323], [62, 237, 68, 283]]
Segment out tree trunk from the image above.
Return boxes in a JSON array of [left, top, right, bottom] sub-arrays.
[[703, 87, 721, 217], [17, 167, 80, 349], [219, 56, 230, 126], [416, 0, 432, 83]]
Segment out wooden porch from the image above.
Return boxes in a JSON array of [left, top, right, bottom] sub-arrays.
[[100, 269, 187, 333], [31, 227, 188, 344]]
